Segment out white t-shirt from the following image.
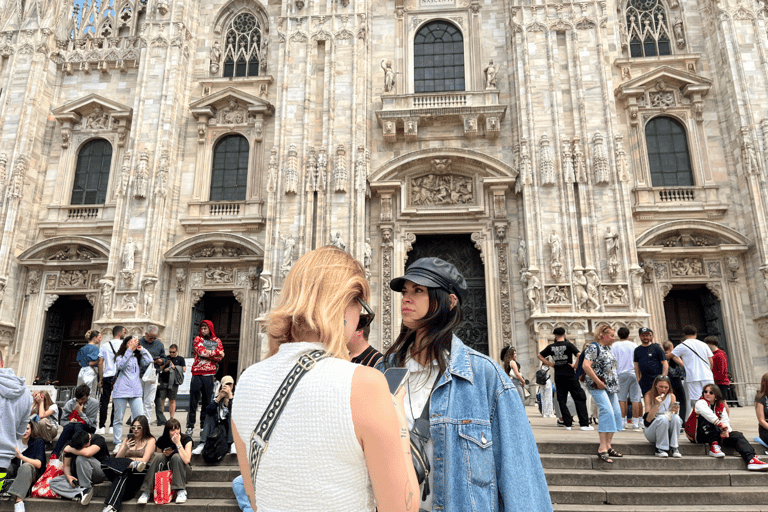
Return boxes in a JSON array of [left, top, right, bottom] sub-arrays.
[[99, 338, 122, 378], [672, 339, 714, 381], [611, 340, 638, 374]]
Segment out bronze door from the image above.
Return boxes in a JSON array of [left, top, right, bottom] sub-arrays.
[[405, 234, 489, 355], [39, 296, 94, 385]]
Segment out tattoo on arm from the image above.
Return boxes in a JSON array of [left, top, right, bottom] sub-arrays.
[[405, 480, 414, 510]]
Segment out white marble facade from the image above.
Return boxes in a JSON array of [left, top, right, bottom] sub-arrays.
[[0, 0, 767, 401]]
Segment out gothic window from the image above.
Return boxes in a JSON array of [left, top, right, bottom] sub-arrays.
[[210, 135, 249, 201], [645, 117, 693, 187], [71, 139, 113, 205], [223, 12, 262, 78], [626, 0, 672, 58], [414, 21, 465, 93]]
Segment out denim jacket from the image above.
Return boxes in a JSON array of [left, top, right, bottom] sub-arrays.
[[382, 336, 552, 512]]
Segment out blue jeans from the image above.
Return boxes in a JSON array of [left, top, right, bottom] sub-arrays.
[[112, 396, 144, 444], [588, 388, 623, 433], [232, 475, 254, 511]]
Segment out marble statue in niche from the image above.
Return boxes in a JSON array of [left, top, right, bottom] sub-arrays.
[[381, 60, 395, 92], [549, 231, 562, 279], [483, 60, 497, 89]]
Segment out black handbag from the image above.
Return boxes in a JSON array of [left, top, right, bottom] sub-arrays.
[[410, 394, 432, 501], [535, 367, 549, 386]]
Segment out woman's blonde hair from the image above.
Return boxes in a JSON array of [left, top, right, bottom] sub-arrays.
[[268, 246, 370, 360], [39, 390, 54, 410], [593, 324, 614, 342]]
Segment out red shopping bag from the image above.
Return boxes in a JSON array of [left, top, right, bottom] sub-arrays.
[[154, 463, 173, 504], [31, 455, 64, 499]]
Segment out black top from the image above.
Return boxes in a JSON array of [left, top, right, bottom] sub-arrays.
[[634, 343, 666, 381], [159, 355, 186, 384], [66, 434, 109, 477], [757, 395, 768, 437], [16, 437, 46, 478], [539, 340, 580, 375], [351, 345, 384, 367], [157, 433, 193, 452]]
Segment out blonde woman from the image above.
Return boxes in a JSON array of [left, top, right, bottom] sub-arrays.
[[30, 390, 58, 442], [232, 246, 418, 512], [77, 330, 102, 398], [582, 324, 622, 463]]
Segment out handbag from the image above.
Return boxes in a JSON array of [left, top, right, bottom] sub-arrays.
[[668, 364, 686, 380], [142, 362, 158, 382], [31, 455, 64, 498], [535, 367, 549, 386], [171, 365, 185, 386], [154, 462, 173, 505]]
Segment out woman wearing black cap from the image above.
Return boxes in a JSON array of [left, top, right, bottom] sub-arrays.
[[387, 257, 552, 512]]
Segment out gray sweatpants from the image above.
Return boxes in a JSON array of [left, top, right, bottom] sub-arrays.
[[644, 414, 683, 450], [49, 457, 106, 498], [7, 462, 37, 499]]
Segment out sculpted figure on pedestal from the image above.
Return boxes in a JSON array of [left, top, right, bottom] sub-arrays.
[[483, 60, 497, 89], [381, 60, 395, 92]]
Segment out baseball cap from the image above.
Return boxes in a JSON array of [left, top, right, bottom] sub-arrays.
[[639, 327, 653, 335], [220, 375, 234, 387], [390, 257, 468, 304]]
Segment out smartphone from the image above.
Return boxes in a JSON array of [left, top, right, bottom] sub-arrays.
[[126, 433, 135, 442], [384, 367, 410, 395]]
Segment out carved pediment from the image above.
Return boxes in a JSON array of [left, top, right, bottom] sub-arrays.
[[615, 66, 712, 102], [18, 236, 110, 265], [164, 233, 264, 264], [52, 94, 133, 127], [189, 87, 275, 123], [636, 221, 750, 252]]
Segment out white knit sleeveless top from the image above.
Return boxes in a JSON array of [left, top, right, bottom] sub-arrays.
[[232, 342, 374, 512]]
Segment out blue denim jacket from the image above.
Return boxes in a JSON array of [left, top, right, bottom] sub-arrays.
[[382, 336, 552, 512]]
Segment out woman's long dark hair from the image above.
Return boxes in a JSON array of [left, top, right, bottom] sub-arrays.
[[115, 335, 142, 365], [130, 415, 155, 442], [385, 287, 462, 374], [703, 383, 725, 408]]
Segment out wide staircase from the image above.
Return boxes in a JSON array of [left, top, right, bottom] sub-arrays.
[[542, 438, 768, 512]]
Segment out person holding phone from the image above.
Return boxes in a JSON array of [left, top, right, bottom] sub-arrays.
[[136, 418, 192, 504], [642, 376, 683, 458], [232, 246, 419, 512], [386, 257, 552, 511], [112, 335, 152, 454], [100, 415, 155, 512]]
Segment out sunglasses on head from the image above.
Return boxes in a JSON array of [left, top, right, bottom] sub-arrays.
[[356, 297, 375, 331]]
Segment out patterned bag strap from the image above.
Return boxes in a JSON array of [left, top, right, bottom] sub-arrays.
[[249, 349, 329, 489]]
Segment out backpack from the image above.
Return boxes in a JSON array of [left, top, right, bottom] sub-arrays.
[[201, 422, 230, 464], [535, 367, 549, 386], [575, 342, 600, 382]]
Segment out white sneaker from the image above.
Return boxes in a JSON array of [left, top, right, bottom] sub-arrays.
[[102, 506, 117, 512], [132, 461, 146, 472], [108, 427, 113, 434], [192, 444, 204, 455], [580, 426, 594, 431], [670, 448, 682, 458], [230, 444, 237, 454], [95, 427, 106, 435], [175, 490, 187, 504], [113, 443, 121, 454], [565, 426, 572, 431], [14, 501, 25, 512], [137, 492, 149, 504]]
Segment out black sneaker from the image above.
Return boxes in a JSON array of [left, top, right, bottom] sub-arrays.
[[556, 419, 566, 427]]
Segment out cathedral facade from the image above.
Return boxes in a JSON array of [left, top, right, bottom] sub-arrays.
[[1, 0, 767, 401]]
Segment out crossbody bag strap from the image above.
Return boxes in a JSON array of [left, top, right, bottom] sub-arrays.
[[681, 341, 710, 365], [248, 349, 329, 489]]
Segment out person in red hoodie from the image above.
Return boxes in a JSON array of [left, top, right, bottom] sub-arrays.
[[185, 320, 224, 437]]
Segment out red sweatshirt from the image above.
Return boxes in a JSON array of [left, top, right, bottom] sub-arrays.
[[192, 320, 224, 376]]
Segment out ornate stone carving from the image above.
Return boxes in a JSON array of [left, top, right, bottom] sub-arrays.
[[518, 240, 527, 273], [304, 147, 317, 192], [28, 270, 41, 294], [157, 149, 169, 197], [205, 266, 234, 284], [381, 227, 392, 245], [540, 134, 555, 186], [175, 268, 187, 291], [471, 232, 485, 264], [707, 261, 722, 278], [45, 275, 57, 289], [191, 289, 205, 305], [410, 174, 473, 206], [706, 282, 722, 300], [593, 131, 610, 184], [522, 271, 542, 313], [519, 138, 532, 187], [630, 267, 645, 311], [486, 116, 500, 139], [258, 274, 272, 317], [123, 237, 137, 272], [670, 258, 703, 276], [118, 292, 137, 310], [381, 59, 395, 93], [364, 239, 372, 279], [673, 18, 685, 49], [742, 127, 761, 175], [405, 119, 417, 141], [463, 116, 478, 139], [330, 232, 347, 251], [549, 231, 562, 280], [316, 147, 328, 191], [484, 60, 497, 90], [572, 137, 586, 183], [59, 270, 89, 288], [118, 150, 131, 196], [248, 267, 260, 290], [562, 136, 574, 183], [8, 155, 27, 199], [727, 255, 740, 278], [603, 285, 628, 305], [267, 147, 278, 193], [494, 224, 507, 243], [135, 151, 149, 198], [382, 238, 393, 349], [86, 293, 97, 306], [209, 40, 221, 75], [496, 240, 512, 344], [44, 294, 60, 311], [654, 262, 669, 280], [586, 269, 601, 310], [404, 232, 417, 260], [233, 290, 244, 304], [546, 286, 570, 304], [280, 233, 295, 278], [99, 278, 115, 318], [334, 144, 347, 193], [142, 277, 156, 317], [190, 272, 203, 289], [355, 145, 368, 192], [605, 227, 620, 280], [659, 282, 673, 298], [284, 144, 298, 194]]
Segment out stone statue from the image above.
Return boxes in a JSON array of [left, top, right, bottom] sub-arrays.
[[175, 268, 187, 291], [330, 232, 347, 251], [121, 294, 137, 311], [85, 105, 109, 130], [573, 270, 589, 311], [518, 240, 526, 272], [364, 238, 372, 278], [280, 233, 295, 276], [586, 269, 601, 310], [99, 279, 115, 318], [381, 60, 395, 92], [483, 60, 497, 89], [142, 278, 156, 317], [210, 41, 221, 75], [258, 275, 272, 317], [122, 237, 136, 271], [605, 227, 619, 279], [631, 268, 645, 310], [523, 271, 541, 312], [548, 231, 562, 279]]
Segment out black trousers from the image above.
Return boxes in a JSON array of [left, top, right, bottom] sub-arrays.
[[102, 458, 145, 511], [554, 372, 590, 427], [696, 421, 755, 463], [99, 376, 116, 429], [187, 375, 214, 431]]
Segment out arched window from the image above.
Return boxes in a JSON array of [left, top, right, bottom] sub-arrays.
[[645, 117, 693, 187], [71, 139, 112, 205], [210, 135, 249, 201], [414, 21, 465, 93], [223, 12, 262, 78], [626, 0, 672, 57]]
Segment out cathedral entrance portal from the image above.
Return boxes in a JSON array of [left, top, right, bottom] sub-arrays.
[[38, 295, 94, 385], [406, 234, 488, 355], [189, 291, 241, 380]]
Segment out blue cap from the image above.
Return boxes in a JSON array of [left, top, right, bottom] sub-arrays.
[[390, 257, 468, 304]]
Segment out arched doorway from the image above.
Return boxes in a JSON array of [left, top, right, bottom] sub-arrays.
[[189, 291, 241, 380], [39, 295, 94, 385], [406, 233, 488, 355]]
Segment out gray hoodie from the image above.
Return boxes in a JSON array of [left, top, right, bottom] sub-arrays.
[[0, 368, 33, 468]]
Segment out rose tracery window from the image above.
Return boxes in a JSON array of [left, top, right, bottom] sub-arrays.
[[626, 0, 672, 58], [223, 12, 262, 78]]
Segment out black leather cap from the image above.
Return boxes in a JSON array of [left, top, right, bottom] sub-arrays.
[[390, 257, 468, 304], [639, 327, 653, 335]]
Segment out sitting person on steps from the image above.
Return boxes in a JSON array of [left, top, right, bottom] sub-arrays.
[[136, 418, 192, 504]]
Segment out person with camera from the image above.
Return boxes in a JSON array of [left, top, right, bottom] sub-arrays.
[[386, 257, 552, 511], [112, 336, 153, 454], [100, 415, 155, 512], [642, 376, 682, 458]]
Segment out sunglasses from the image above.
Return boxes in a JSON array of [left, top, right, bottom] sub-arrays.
[[703, 390, 715, 395], [356, 297, 375, 331], [131, 425, 143, 430]]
